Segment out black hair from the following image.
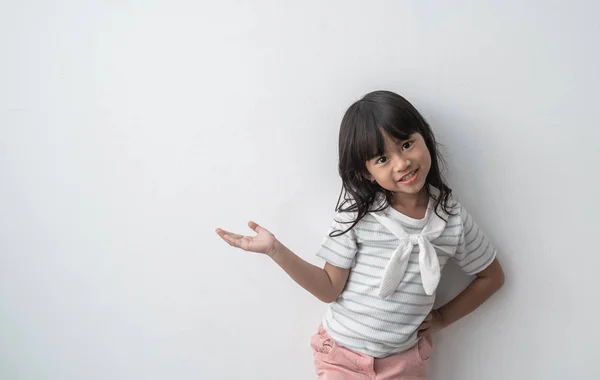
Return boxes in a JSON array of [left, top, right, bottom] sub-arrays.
[[331, 90, 454, 237]]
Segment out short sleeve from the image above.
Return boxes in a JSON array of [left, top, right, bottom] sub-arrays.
[[316, 212, 359, 269], [453, 205, 497, 275]]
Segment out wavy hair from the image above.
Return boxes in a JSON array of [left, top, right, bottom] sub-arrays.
[[331, 90, 454, 237]]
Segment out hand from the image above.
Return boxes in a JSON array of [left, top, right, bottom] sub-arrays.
[[418, 310, 444, 337], [215, 221, 278, 256]]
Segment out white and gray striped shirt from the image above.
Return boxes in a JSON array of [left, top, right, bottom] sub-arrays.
[[316, 198, 496, 358]]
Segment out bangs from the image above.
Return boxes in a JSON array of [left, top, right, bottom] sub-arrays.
[[334, 90, 454, 235], [358, 106, 423, 161]]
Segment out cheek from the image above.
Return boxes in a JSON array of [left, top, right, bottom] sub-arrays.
[[373, 169, 392, 184], [424, 152, 432, 169], [418, 148, 432, 172], [364, 166, 376, 180]]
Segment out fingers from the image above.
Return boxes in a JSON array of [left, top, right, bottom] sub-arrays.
[[215, 228, 227, 241], [216, 228, 242, 241], [215, 228, 245, 248], [417, 312, 433, 335], [418, 311, 440, 337], [219, 222, 265, 237], [248, 221, 264, 233], [418, 313, 432, 327], [216, 222, 268, 253]]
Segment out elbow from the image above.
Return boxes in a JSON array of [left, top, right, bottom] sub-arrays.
[[482, 258, 505, 293], [498, 259, 506, 287], [318, 294, 338, 304], [493, 267, 505, 292], [318, 289, 342, 304], [498, 271, 505, 289]]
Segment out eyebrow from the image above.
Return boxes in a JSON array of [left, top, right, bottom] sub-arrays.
[[368, 154, 382, 163], [396, 136, 414, 143]]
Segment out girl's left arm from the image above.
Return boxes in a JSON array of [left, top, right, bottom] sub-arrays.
[[419, 258, 504, 336], [439, 257, 504, 326]]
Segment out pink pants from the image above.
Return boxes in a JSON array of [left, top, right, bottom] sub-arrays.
[[311, 325, 433, 380]]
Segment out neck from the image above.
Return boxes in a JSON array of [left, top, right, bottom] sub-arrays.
[[392, 188, 429, 211]]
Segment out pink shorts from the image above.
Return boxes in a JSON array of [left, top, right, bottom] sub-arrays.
[[310, 325, 433, 380]]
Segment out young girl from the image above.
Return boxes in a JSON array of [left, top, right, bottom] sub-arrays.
[[216, 90, 505, 379]]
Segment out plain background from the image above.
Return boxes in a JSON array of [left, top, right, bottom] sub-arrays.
[[2, 1, 599, 379]]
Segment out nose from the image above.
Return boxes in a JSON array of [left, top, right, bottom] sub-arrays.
[[393, 155, 411, 172]]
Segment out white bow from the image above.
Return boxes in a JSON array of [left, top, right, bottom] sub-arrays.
[[370, 208, 447, 298]]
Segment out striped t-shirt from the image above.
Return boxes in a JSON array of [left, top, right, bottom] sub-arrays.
[[316, 196, 497, 358]]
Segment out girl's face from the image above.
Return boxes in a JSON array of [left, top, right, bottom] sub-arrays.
[[364, 131, 431, 198]]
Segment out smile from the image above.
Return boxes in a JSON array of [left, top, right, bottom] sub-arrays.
[[399, 169, 418, 183]]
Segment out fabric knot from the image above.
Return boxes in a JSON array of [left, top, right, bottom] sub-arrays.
[[370, 207, 447, 298], [409, 235, 421, 245]]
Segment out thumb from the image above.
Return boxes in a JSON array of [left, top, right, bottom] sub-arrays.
[[248, 221, 264, 233]]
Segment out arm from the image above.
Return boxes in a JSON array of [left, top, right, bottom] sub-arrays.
[[438, 258, 504, 326], [419, 258, 505, 335], [216, 221, 349, 303], [269, 240, 350, 303]]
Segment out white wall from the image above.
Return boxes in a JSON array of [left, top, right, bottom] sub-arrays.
[[2, 1, 599, 379]]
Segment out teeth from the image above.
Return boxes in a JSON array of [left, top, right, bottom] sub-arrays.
[[401, 171, 415, 181]]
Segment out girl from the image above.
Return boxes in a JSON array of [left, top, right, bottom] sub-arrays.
[[216, 90, 505, 379]]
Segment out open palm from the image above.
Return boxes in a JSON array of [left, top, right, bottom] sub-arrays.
[[215, 221, 276, 255]]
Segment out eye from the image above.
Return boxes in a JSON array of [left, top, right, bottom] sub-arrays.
[[401, 141, 413, 150], [376, 156, 388, 164]]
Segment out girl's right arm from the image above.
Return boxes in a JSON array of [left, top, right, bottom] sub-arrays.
[[216, 221, 349, 303]]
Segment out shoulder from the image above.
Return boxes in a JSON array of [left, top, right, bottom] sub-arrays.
[[333, 210, 359, 224], [332, 195, 379, 226], [429, 187, 462, 218], [327, 210, 361, 238], [443, 197, 476, 229]]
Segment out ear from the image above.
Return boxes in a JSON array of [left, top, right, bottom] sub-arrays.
[[363, 172, 374, 182]]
